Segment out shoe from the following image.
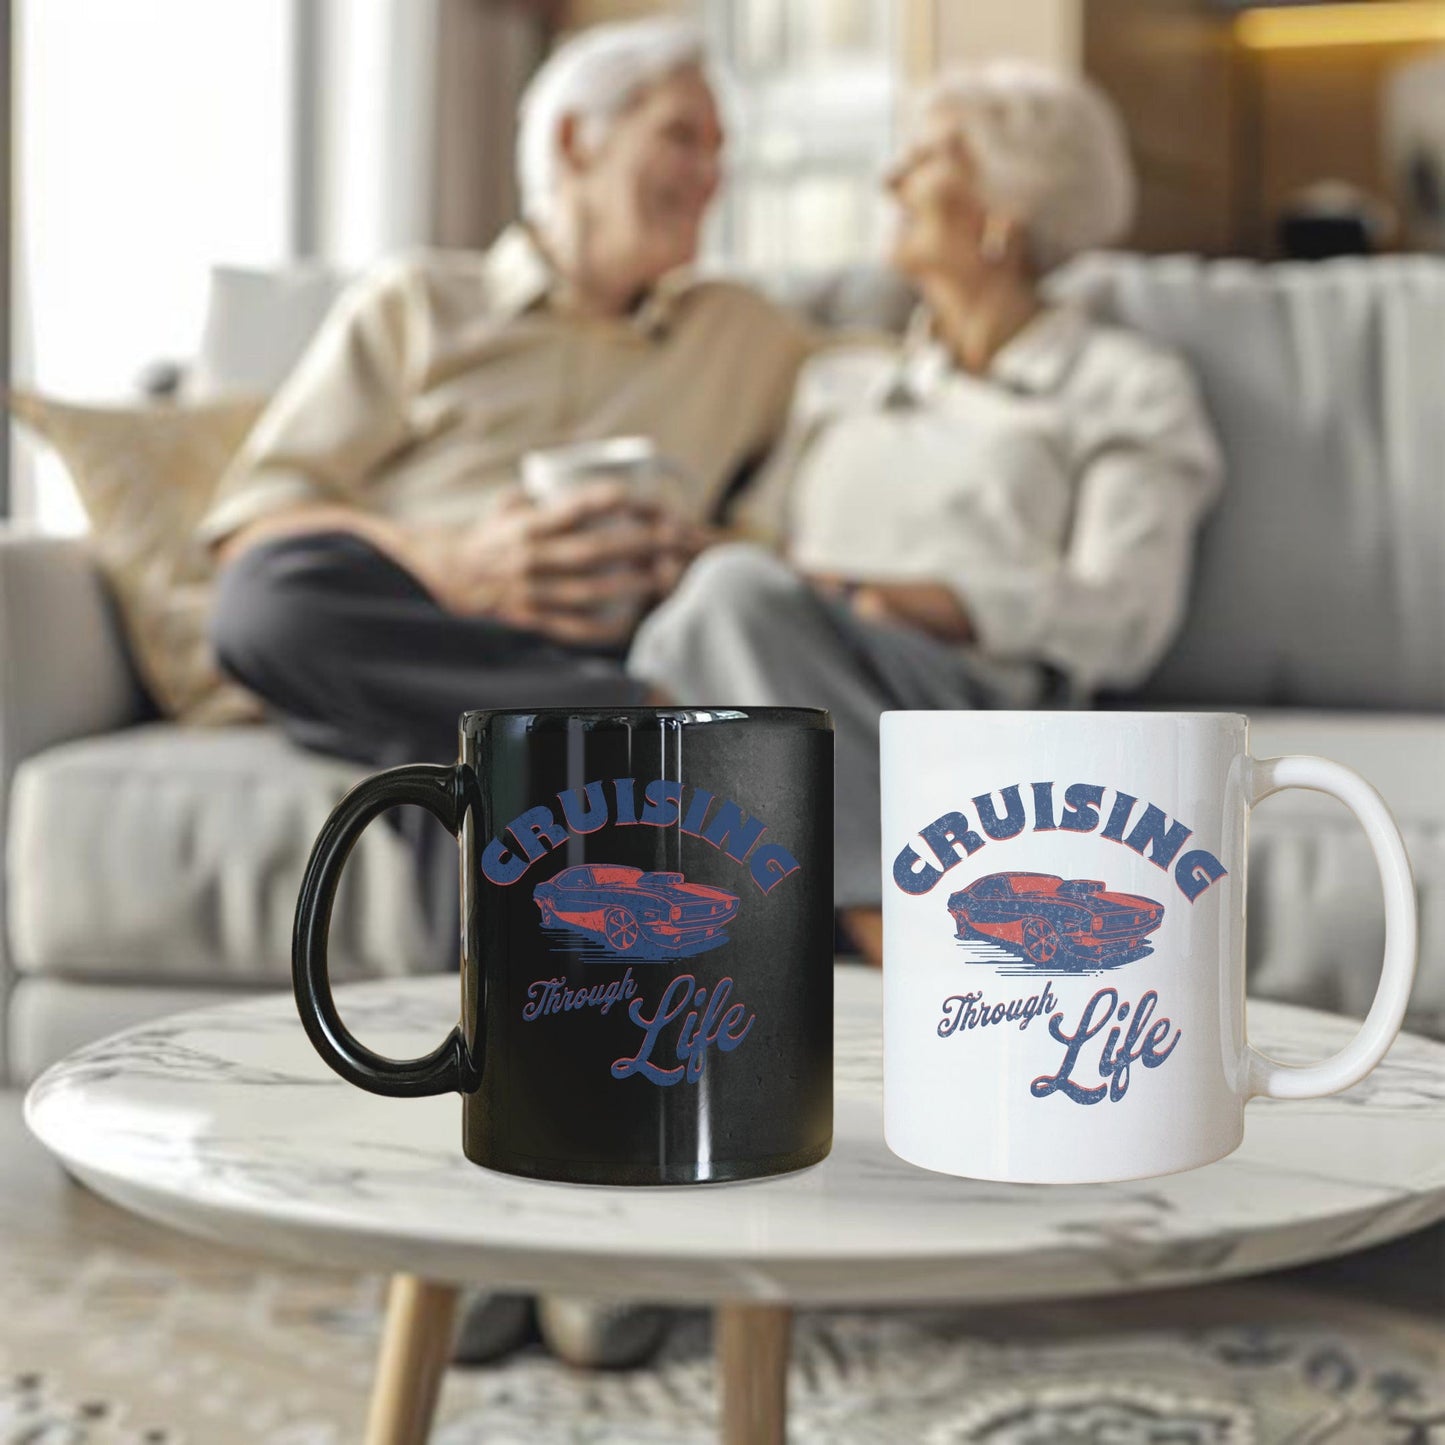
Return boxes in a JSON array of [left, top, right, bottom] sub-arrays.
[[450, 1290, 536, 1365], [535, 1294, 672, 1369]]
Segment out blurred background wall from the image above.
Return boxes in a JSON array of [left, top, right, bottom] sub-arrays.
[[6, 0, 1444, 529], [567, 0, 1444, 261]]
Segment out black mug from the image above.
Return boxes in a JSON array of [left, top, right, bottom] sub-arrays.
[[293, 707, 834, 1185]]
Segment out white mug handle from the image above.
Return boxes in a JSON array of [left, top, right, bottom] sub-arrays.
[[1245, 755, 1418, 1100]]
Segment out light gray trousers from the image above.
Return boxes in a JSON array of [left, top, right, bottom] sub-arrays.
[[628, 544, 1041, 907]]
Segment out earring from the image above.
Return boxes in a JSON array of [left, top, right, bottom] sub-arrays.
[[980, 214, 1010, 265]]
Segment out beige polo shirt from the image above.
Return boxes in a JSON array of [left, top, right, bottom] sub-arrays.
[[199, 226, 812, 545]]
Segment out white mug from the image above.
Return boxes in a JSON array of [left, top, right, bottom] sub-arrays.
[[520, 435, 674, 507], [520, 437, 683, 627], [881, 711, 1417, 1184]]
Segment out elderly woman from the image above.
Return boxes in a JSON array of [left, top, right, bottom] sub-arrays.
[[630, 63, 1224, 962]]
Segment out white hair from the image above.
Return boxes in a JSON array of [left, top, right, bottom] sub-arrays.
[[516, 17, 710, 232], [919, 61, 1137, 273]]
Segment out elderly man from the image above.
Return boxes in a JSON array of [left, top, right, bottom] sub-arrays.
[[204, 16, 808, 1374], [207, 17, 809, 769]]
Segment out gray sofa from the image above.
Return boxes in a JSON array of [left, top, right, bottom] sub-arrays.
[[4, 253, 1443, 1084]]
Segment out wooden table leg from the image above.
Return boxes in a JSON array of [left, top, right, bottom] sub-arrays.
[[364, 1274, 460, 1445], [716, 1302, 793, 1445]]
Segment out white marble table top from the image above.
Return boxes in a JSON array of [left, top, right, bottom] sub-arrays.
[[25, 968, 1445, 1307]]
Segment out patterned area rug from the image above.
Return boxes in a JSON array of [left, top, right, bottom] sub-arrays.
[[4, 1253, 1443, 1443], [3, 1102, 1441, 1443], [431, 1297, 1445, 1445]]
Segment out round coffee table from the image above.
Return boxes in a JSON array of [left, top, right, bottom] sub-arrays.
[[25, 967, 1445, 1445]]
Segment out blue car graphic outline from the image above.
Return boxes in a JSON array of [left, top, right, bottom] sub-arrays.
[[947, 871, 1165, 969], [533, 864, 740, 959]]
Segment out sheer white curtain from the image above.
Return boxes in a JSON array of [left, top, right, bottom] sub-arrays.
[[12, 0, 295, 530], [15, 0, 298, 395], [705, 0, 899, 269], [311, 0, 440, 267], [311, 0, 544, 258], [10, 0, 451, 532]]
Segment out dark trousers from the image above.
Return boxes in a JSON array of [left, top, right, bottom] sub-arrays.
[[211, 530, 648, 769], [210, 531, 649, 963]]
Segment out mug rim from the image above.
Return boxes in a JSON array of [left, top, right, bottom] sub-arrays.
[[883, 709, 1250, 725], [460, 705, 831, 726]]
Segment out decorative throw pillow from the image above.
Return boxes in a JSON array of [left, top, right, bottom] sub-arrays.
[[8, 390, 268, 725]]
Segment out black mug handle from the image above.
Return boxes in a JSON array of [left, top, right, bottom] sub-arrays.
[[293, 762, 479, 1097]]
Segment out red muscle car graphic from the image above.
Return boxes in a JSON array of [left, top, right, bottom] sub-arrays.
[[947, 872, 1164, 967], [533, 864, 740, 957]]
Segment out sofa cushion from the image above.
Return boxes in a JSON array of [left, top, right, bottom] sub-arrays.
[[193, 263, 348, 397], [8, 709, 1441, 1038], [7, 392, 267, 725], [7, 723, 430, 985], [1238, 711, 1445, 1040], [1051, 254, 1445, 712], [758, 264, 918, 335], [1245, 711, 1445, 825]]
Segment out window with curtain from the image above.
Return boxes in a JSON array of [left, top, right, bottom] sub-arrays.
[[13, 0, 296, 531], [705, 0, 899, 270]]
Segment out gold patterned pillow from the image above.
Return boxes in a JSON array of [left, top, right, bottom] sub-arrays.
[[8, 390, 267, 724]]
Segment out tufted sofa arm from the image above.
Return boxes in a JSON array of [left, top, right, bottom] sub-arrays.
[[0, 529, 152, 1075], [0, 530, 152, 765]]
